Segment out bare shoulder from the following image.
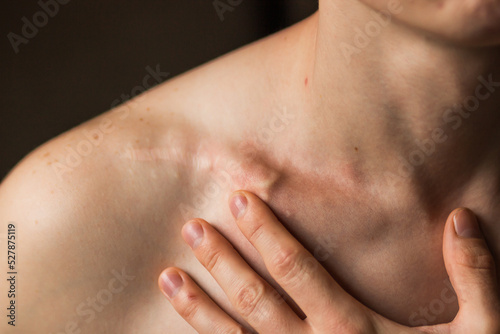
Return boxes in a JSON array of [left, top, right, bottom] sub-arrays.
[[0, 38, 266, 329], [0, 94, 197, 333], [0, 17, 309, 332]]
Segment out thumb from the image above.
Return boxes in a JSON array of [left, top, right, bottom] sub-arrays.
[[443, 208, 500, 332]]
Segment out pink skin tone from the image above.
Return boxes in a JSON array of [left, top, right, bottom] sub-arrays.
[[159, 191, 500, 333], [4, 0, 500, 333]]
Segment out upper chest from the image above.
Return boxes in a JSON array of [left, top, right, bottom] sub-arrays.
[[134, 136, 498, 328], [171, 143, 500, 325]]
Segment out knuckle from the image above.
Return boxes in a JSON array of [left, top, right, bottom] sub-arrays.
[[203, 247, 224, 273], [457, 242, 496, 271], [234, 280, 266, 318], [176, 291, 202, 321], [270, 247, 310, 284], [245, 218, 266, 244], [222, 326, 251, 334]]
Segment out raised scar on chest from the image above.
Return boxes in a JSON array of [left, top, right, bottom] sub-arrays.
[[121, 140, 281, 201]]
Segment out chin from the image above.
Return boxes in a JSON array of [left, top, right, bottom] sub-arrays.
[[425, 0, 500, 47], [424, 24, 500, 47], [360, 0, 500, 46]]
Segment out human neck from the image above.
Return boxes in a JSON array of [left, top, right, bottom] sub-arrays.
[[283, 1, 500, 205]]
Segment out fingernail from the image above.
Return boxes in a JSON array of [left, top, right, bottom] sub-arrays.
[[160, 270, 183, 298], [184, 220, 204, 249], [453, 209, 482, 238], [230, 194, 247, 219]]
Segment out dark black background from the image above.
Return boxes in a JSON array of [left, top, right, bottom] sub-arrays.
[[1, 0, 317, 180]]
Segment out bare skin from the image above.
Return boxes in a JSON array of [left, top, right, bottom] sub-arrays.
[[162, 194, 500, 333], [1, 1, 500, 333]]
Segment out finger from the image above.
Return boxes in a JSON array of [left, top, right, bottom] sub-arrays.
[[229, 191, 361, 324], [443, 208, 500, 333], [158, 268, 250, 334], [182, 219, 306, 333]]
